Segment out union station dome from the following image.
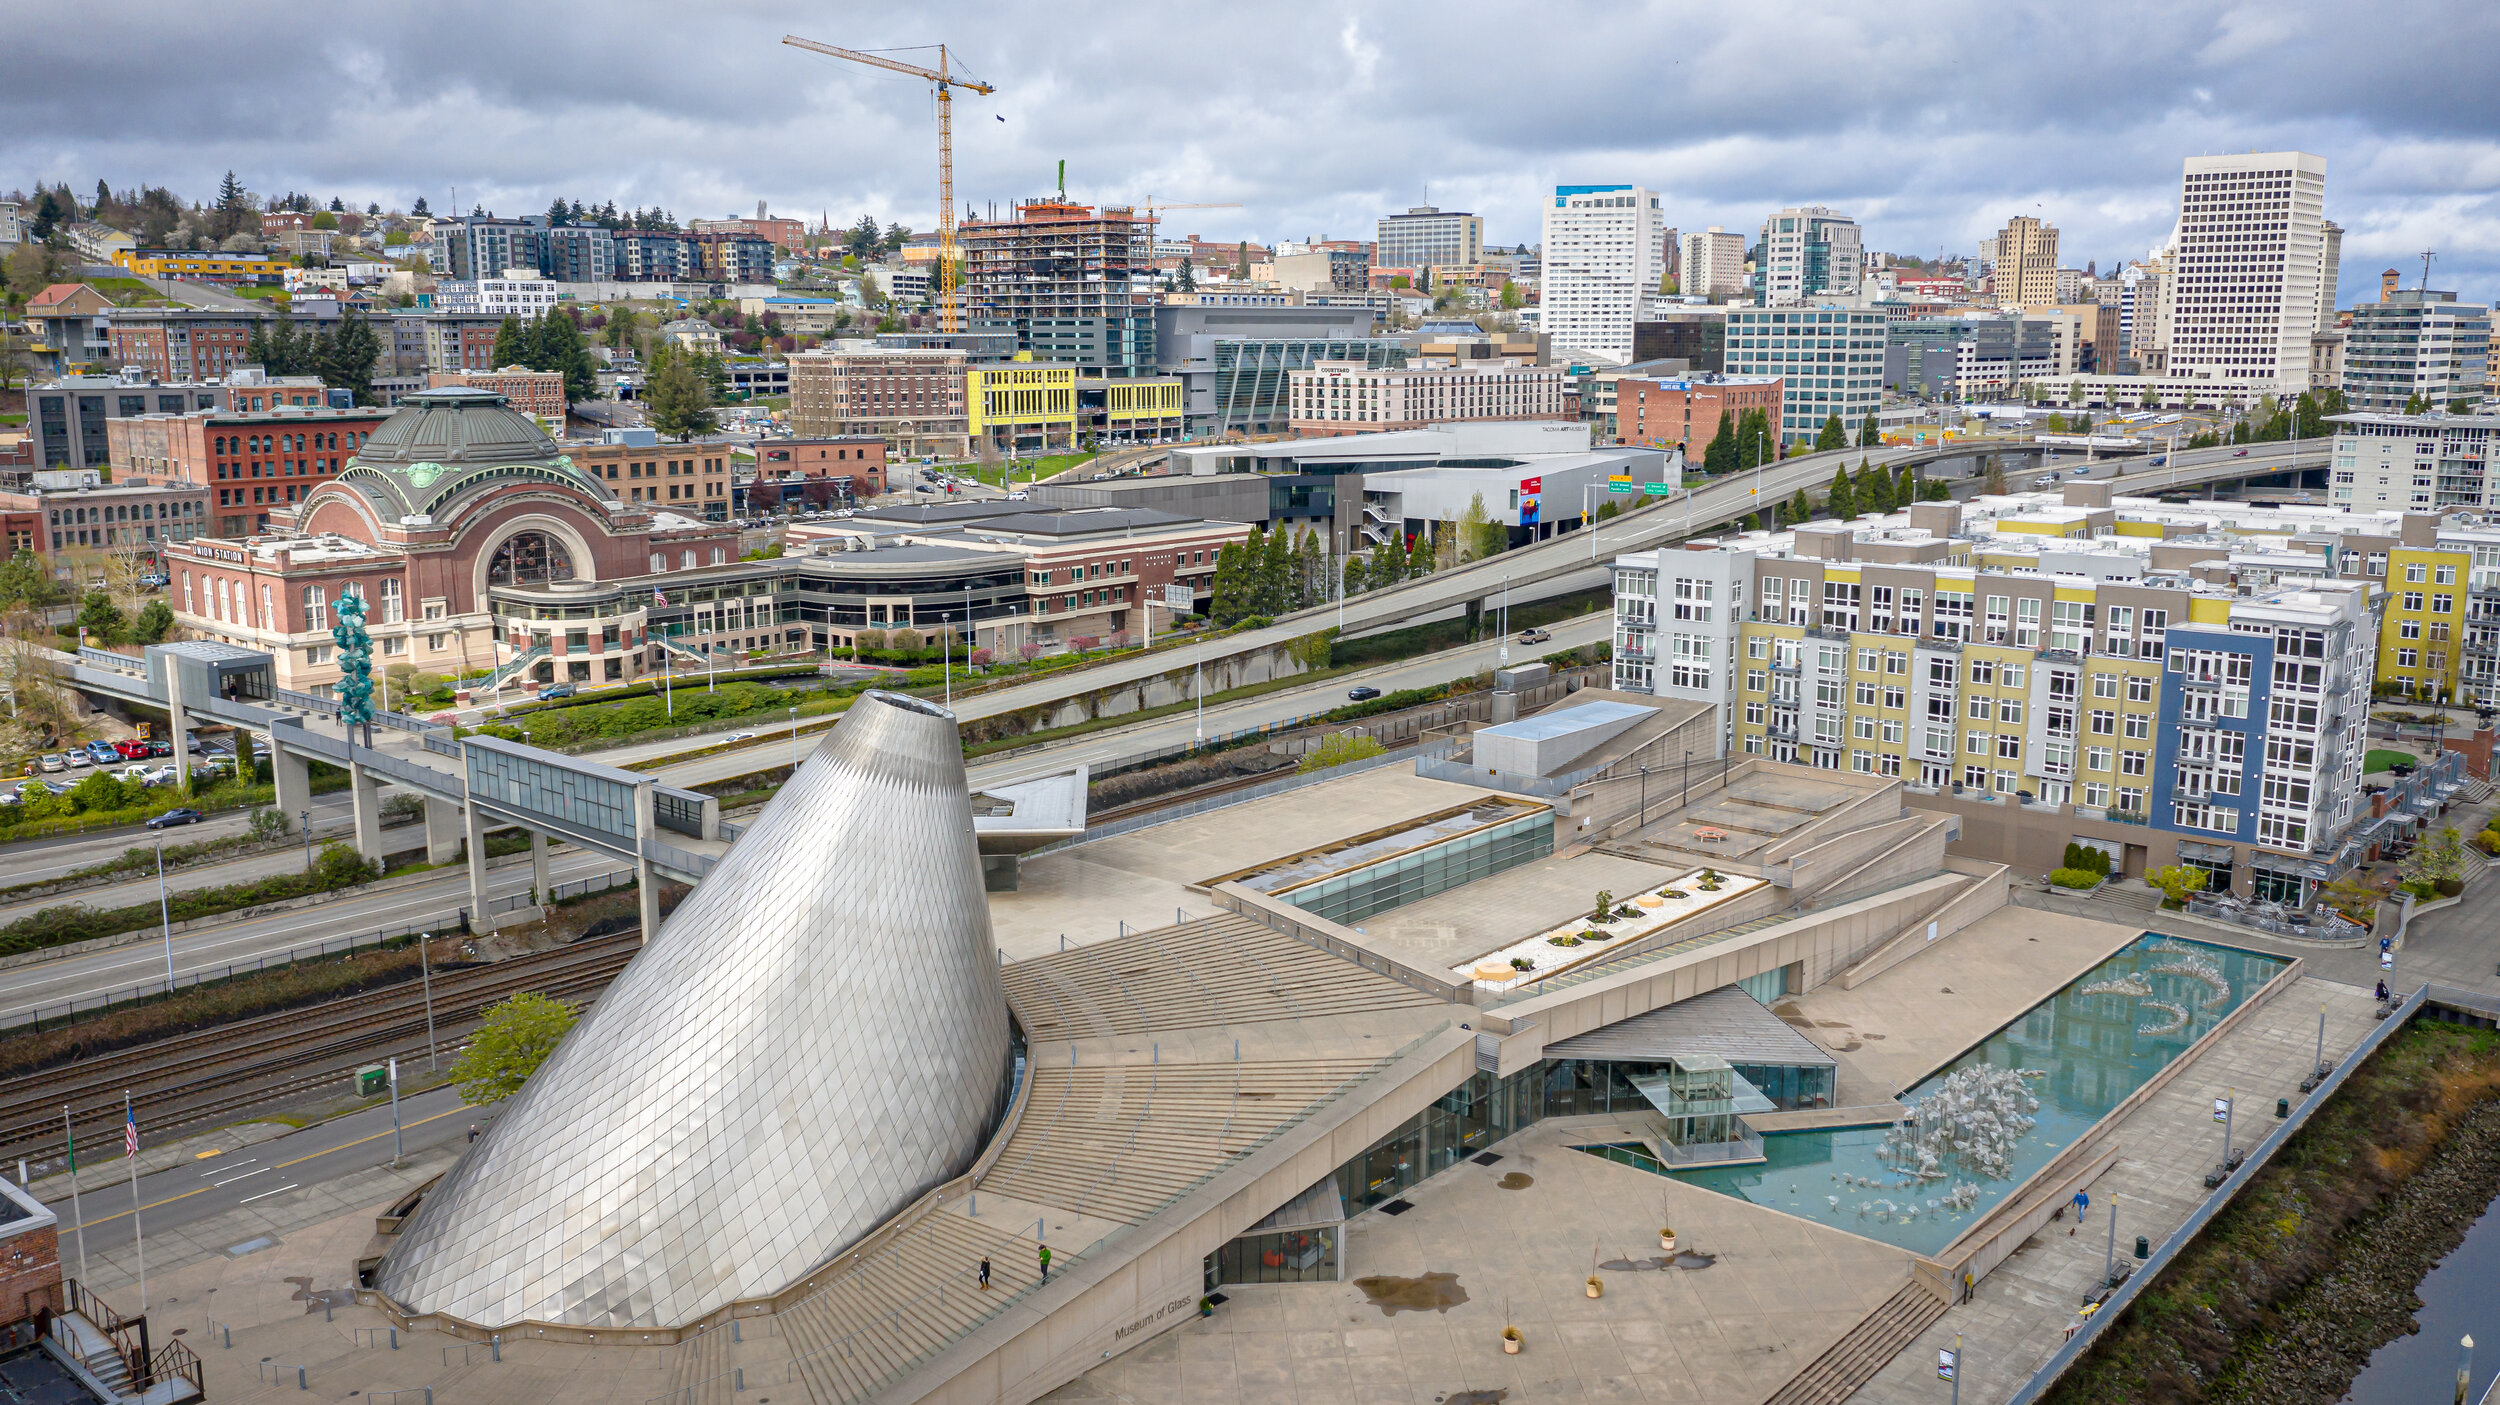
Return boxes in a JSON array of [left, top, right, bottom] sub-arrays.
[[333, 387, 609, 519]]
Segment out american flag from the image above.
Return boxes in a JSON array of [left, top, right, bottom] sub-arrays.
[[125, 1107, 139, 1158]]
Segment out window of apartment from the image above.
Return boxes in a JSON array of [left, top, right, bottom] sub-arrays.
[[1882, 685, 1904, 710], [1968, 658, 1994, 685], [1854, 715, 1877, 740], [2436, 564, 2458, 585], [1996, 735, 2022, 760], [1967, 695, 1993, 720], [2092, 673, 2120, 698], [1746, 668, 1766, 693], [2086, 745, 2113, 771], [1746, 701, 1765, 725], [2433, 594, 2453, 615], [2120, 749, 2149, 776], [2405, 562, 2427, 583]]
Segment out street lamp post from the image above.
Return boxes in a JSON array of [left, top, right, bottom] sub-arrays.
[[300, 809, 312, 873], [789, 705, 800, 772], [418, 931, 439, 1070], [156, 838, 174, 988]]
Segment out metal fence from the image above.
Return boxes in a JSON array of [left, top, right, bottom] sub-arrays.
[[486, 867, 637, 916], [0, 920, 453, 1032]]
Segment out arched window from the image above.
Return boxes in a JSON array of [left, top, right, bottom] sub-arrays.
[[304, 585, 328, 631], [181, 572, 193, 614], [260, 583, 273, 632], [488, 532, 576, 586], [216, 578, 231, 622], [379, 578, 404, 624]]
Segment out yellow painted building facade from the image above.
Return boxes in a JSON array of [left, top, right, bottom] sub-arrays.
[[113, 249, 281, 284], [2375, 544, 2470, 701], [966, 362, 1078, 450]]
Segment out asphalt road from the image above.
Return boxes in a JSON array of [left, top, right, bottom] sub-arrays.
[[43, 1083, 476, 1256], [0, 794, 363, 889], [0, 846, 624, 1023]]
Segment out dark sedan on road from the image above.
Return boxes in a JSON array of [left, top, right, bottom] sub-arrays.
[[1347, 686, 1382, 701], [146, 808, 205, 829]]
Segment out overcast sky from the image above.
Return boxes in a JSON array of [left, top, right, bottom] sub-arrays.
[[7, 0, 2496, 305]]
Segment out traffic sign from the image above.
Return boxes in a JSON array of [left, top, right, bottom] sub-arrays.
[[1608, 482, 1637, 493], [1642, 482, 1672, 496], [1161, 584, 1195, 610]]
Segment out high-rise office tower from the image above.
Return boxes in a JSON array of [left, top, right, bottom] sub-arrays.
[[2162, 151, 2329, 390], [1540, 185, 1671, 364], [1992, 215, 2060, 310], [1757, 206, 1862, 306], [1679, 227, 1748, 302], [1374, 206, 1483, 273]]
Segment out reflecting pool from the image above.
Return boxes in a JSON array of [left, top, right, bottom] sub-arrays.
[[1667, 933, 2289, 1254]]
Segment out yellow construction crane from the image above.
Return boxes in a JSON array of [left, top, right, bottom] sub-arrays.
[[783, 35, 995, 333]]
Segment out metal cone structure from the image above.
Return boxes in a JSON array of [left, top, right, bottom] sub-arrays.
[[379, 692, 1012, 1328]]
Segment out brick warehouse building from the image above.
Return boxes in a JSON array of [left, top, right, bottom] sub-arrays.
[[168, 388, 734, 695], [429, 367, 568, 425], [567, 439, 735, 519], [1614, 372, 1785, 456], [756, 437, 889, 496], [108, 405, 387, 537]]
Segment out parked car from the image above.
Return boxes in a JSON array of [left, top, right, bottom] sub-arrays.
[[86, 741, 121, 764], [146, 808, 205, 829], [61, 751, 91, 769], [1347, 685, 1382, 702], [145, 741, 173, 758], [37, 754, 65, 773], [538, 683, 576, 700], [114, 739, 151, 760]]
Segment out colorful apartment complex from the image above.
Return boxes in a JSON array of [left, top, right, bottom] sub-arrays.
[[966, 362, 1078, 451], [111, 248, 282, 286], [1609, 485, 2500, 902]]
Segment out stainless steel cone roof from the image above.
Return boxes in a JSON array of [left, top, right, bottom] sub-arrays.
[[378, 691, 1011, 1328]]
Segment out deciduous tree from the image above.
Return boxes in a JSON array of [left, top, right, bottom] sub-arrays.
[[447, 991, 579, 1104]]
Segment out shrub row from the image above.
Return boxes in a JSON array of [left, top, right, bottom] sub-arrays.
[[0, 843, 379, 958]]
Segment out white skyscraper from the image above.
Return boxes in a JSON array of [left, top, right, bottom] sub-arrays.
[[1679, 227, 1748, 302], [1758, 206, 1862, 306], [1540, 184, 1671, 364], [2162, 151, 2328, 391]]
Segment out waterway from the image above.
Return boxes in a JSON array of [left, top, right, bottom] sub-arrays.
[[2340, 1190, 2500, 1405], [1668, 932, 2288, 1254]]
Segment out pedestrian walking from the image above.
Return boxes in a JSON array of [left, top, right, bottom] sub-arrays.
[[2375, 979, 2389, 1002], [467, 1123, 480, 1143], [1037, 1244, 1051, 1281], [978, 1257, 991, 1290]]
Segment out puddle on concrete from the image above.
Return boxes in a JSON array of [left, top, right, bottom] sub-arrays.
[[1353, 1271, 1469, 1316], [1438, 1392, 1509, 1404], [1497, 1172, 1534, 1190], [1598, 1256, 1674, 1271], [1672, 1251, 1718, 1270], [1814, 1020, 1850, 1028]]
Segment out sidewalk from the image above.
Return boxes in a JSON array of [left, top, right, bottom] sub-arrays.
[[1847, 974, 2382, 1405]]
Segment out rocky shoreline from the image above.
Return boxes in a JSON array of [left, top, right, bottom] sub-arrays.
[[2205, 1097, 2500, 1404]]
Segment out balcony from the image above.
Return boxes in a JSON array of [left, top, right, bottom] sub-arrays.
[[1770, 660, 1799, 675], [1765, 724, 1798, 742]]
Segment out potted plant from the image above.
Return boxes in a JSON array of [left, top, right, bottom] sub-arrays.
[[1590, 889, 1616, 924], [1502, 1325, 1523, 1354], [1586, 1275, 1603, 1299], [1659, 1226, 1677, 1252]]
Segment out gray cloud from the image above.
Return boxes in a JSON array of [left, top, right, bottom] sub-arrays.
[[5, 0, 2496, 301]]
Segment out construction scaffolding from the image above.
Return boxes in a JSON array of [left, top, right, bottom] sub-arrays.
[[958, 201, 1160, 376]]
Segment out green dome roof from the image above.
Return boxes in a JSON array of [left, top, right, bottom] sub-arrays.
[[335, 388, 606, 519]]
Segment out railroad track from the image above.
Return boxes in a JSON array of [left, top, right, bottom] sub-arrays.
[[0, 932, 641, 1166]]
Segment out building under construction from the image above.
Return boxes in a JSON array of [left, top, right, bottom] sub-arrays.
[[959, 200, 1160, 380]]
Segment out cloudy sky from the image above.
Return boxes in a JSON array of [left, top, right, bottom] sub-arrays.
[[8, 0, 2497, 304]]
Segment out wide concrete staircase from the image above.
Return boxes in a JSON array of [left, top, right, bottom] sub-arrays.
[[770, 1208, 1052, 1405], [982, 1057, 1390, 1222], [1759, 1281, 1948, 1405], [1000, 914, 1444, 1040]]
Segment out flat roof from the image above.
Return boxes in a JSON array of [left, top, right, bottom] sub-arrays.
[[1544, 984, 1838, 1069], [1477, 699, 1656, 743]]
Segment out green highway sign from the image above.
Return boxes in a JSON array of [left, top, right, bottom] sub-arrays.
[[1608, 482, 1637, 493], [1642, 482, 1673, 496]]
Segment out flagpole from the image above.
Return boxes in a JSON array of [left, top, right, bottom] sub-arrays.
[[62, 1105, 86, 1287], [124, 1092, 146, 1310]]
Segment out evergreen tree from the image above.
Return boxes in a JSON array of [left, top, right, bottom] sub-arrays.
[[642, 347, 718, 441], [1703, 410, 1739, 476], [1826, 466, 1856, 520], [1743, 512, 1764, 532], [318, 309, 381, 404], [1920, 472, 1951, 502], [532, 310, 598, 403], [1857, 412, 1881, 448], [1858, 456, 1894, 514], [1295, 528, 1325, 610], [1983, 459, 2008, 495], [1366, 537, 1402, 589], [1894, 462, 1913, 507], [491, 316, 536, 370], [1460, 492, 1505, 561], [1815, 413, 1847, 451], [1210, 540, 1250, 624], [411, 195, 431, 218], [1256, 524, 1293, 615], [1342, 554, 1366, 599], [1789, 487, 1812, 524]]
